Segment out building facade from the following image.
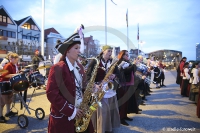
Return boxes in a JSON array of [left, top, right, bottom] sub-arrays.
[[147, 49, 182, 68], [44, 28, 65, 61], [84, 36, 101, 57], [0, 5, 43, 61]]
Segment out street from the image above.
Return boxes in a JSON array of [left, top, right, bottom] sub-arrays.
[[1, 70, 200, 133]]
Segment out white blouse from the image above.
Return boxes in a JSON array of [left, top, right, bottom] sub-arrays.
[[182, 68, 190, 80], [192, 68, 199, 84]]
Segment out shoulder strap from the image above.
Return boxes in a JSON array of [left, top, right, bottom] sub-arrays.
[[54, 63, 75, 104]]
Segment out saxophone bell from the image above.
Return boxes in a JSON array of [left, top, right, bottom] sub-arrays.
[[107, 82, 114, 90]]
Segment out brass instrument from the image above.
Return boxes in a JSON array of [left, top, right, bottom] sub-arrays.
[[75, 57, 118, 132], [75, 57, 100, 132], [135, 71, 156, 84]]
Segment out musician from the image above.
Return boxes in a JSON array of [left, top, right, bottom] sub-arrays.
[[32, 50, 44, 71], [0, 52, 13, 70], [46, 33, 94, 133], [0, 53, 18, 123], [117, 50, 137, 126], [153, 62, 161, 88], [189, 62, 199, 102], [181, 62, 190, 96], [135, 56, 149, 105], [158, 60, 166, 87], [86, 45, 120, 133], [197, 69, 200, 118]]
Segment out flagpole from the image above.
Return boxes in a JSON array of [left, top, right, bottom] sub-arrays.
[[41, 0, 45, 56], [127, 26, 129, 51], [137, 23, 139, 56], [127, 9, 129, 51], [105, 0, 107, 45]]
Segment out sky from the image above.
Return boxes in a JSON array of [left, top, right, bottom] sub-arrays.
[[1, 0, 200, 60]]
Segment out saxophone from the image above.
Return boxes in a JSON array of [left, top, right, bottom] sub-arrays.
[[75, 58, 118, 132], [75, 57, 100, 132]]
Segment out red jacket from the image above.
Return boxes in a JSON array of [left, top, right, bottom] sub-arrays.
[[46, 60, 93, 133]]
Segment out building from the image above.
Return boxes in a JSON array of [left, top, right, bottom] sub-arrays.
[[84, 36, 100, 57], [196, 43, 200, 61], [147, 49, 182, 68], [0, 5, 43, 61], [129, 49, 146, 59], [0, 5, 17, 58], [44, 27, 65, 61]]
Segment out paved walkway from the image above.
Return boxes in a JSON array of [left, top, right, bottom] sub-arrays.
[[0, 70, 200, 133], [114, 70, 200, 133]]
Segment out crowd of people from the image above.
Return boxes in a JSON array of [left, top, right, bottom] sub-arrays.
[[1, 31, 199, 133], [45, 32, 171, 133], [0, 50, 45, 123], [176, 57, 200, 118]]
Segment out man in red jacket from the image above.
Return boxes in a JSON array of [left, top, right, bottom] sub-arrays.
[[0, 53, 18, 123]]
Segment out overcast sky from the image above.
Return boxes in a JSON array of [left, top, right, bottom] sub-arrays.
[[2, 0, 200, 60]]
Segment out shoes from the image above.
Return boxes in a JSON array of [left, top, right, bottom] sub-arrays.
[[146, 93, 151, 96], [36, 86, 41, 90], [140, 103, 146, 106], [5, 111, 18, 117], [136, 112, 141, 114], [0, 116, 7, 123], [124, 117, 133, 121], [162, 85, 166, 87], [156, 86, 160, 88], [120, 119, 129, 126], [138, 108, 142, 111]]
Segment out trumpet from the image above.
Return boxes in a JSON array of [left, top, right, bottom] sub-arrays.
[[135, 71, 156, 84]]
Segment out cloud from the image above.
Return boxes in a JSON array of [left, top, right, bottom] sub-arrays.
[[1, 0, 199, 60]]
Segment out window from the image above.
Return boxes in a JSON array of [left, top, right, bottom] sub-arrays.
[[22, 35, 27, 39], [7, 31, 11, 37], [3, 30, 7, 36], [27, 36, 30, 39], [0, 15, 2, 22], [21, 23, 31, 29], [7, 17, 13, 24], [31, 36, 35, 40], [31, 25, 39, 30], [12, 32, 16, 38], [3, 16, 6, 23]]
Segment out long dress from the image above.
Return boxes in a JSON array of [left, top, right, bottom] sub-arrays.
[[153, 66, 161, 84], [176, 61, 185, 86], [86, 57, 120, 133], [189, 68, 199, 102], [181, 68, 190, 96], [197, 85, 200, 118]]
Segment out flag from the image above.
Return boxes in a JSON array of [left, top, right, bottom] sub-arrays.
[[137, 23, 139, 40], [126, 9, 128, 27]]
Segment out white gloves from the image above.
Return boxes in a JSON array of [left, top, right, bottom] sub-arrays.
[[118, 61, 129, 69], [118, 61, 125, 68], [122, 62, 129, 69]]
